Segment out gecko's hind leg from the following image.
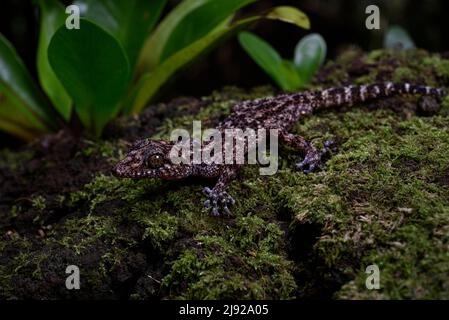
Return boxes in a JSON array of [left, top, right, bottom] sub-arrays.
[[280, 131, 334, 173]]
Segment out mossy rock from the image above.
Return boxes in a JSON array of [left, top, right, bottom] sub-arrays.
[[1, 49, 449, 299]]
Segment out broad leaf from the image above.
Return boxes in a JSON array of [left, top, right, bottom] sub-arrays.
[[0, 33, 56, 140], [137, 0, 213, 72], [48, 19, 130, 136], [0, 87, 46, 140], [74, 0, 167, 69], [130, 6, 309, 113], [384, 25, 415, 50], [239, 32, 303, 91], [130, 16, 250, 114], [137, 0, 256, 73], [266, 6, 310, 29], [293, 33, 327, 85], [160, 0, 256, 63], [37, 0, 72, 121]]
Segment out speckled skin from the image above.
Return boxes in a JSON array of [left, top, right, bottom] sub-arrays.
[[114, 83, 447, 216]]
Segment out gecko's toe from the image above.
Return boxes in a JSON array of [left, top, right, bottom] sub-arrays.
[[221, 191, 236, 206], [323, 139, 335, 150], [203, 187, 213, 195], [222, 205, 231, 216]]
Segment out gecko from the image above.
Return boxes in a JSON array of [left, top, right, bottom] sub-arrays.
[[114, 82, 447, 216]]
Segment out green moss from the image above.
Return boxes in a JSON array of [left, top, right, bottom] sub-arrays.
[[272, 108, 449, 298], [422, 56, 449, 80], [162, 216, 296, 299], [79, 140, 119, 159], [57, 214, 119, 255], [393, 67, 418, 82], [141, 213, 179, 249], [99, 247, 128, 278], [366, 49, 387, 63], [0, 237, 39, 297], [441, 95, 449, 114], [338, 208, 449, 299], [31, 196, 47, 211]]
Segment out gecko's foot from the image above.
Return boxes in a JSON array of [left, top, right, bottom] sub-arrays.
[[203, 187, 235, 216], [296, 140, 334, 174]]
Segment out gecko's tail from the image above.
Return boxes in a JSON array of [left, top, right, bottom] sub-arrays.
[[314, 82, 447, 109]]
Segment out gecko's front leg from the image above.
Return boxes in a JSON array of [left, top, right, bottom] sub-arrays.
[[202, 166, 238, 216]]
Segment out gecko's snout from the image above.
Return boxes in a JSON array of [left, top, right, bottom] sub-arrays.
[[112, 161, 140, 178], [112, 155, 162, 179], [112, 162, 126, 177], [112, 154, 139, 178]]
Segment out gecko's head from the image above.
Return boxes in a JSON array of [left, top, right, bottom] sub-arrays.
[[113, 139, 193, 179]]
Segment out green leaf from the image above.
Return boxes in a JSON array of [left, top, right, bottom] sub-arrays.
[[278, 60, 302, 91], [48, 19, 130, 136], [384, 25, 415, 50], [0, 87, 44, 140], [0, 33, 57, 139], [160, 0, 256, 63], [130, 5, 310, 113], [73, 0, 166, 69], [137, 0, 255, 73], [37, 0, 72, 121], [238, 32, 302, 91], [265, 6, 310, 29], [238, 31, 283, 89], [130, 16, 250, 114], [293, 33, 327, 85]]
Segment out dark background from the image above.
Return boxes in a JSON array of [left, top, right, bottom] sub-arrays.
[[1, 0, 448, 99]]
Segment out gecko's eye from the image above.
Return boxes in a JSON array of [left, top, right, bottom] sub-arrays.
[[145, 154, 165, 169]]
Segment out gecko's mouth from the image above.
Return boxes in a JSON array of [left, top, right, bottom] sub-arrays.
[[113, 163, 155, 179]]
